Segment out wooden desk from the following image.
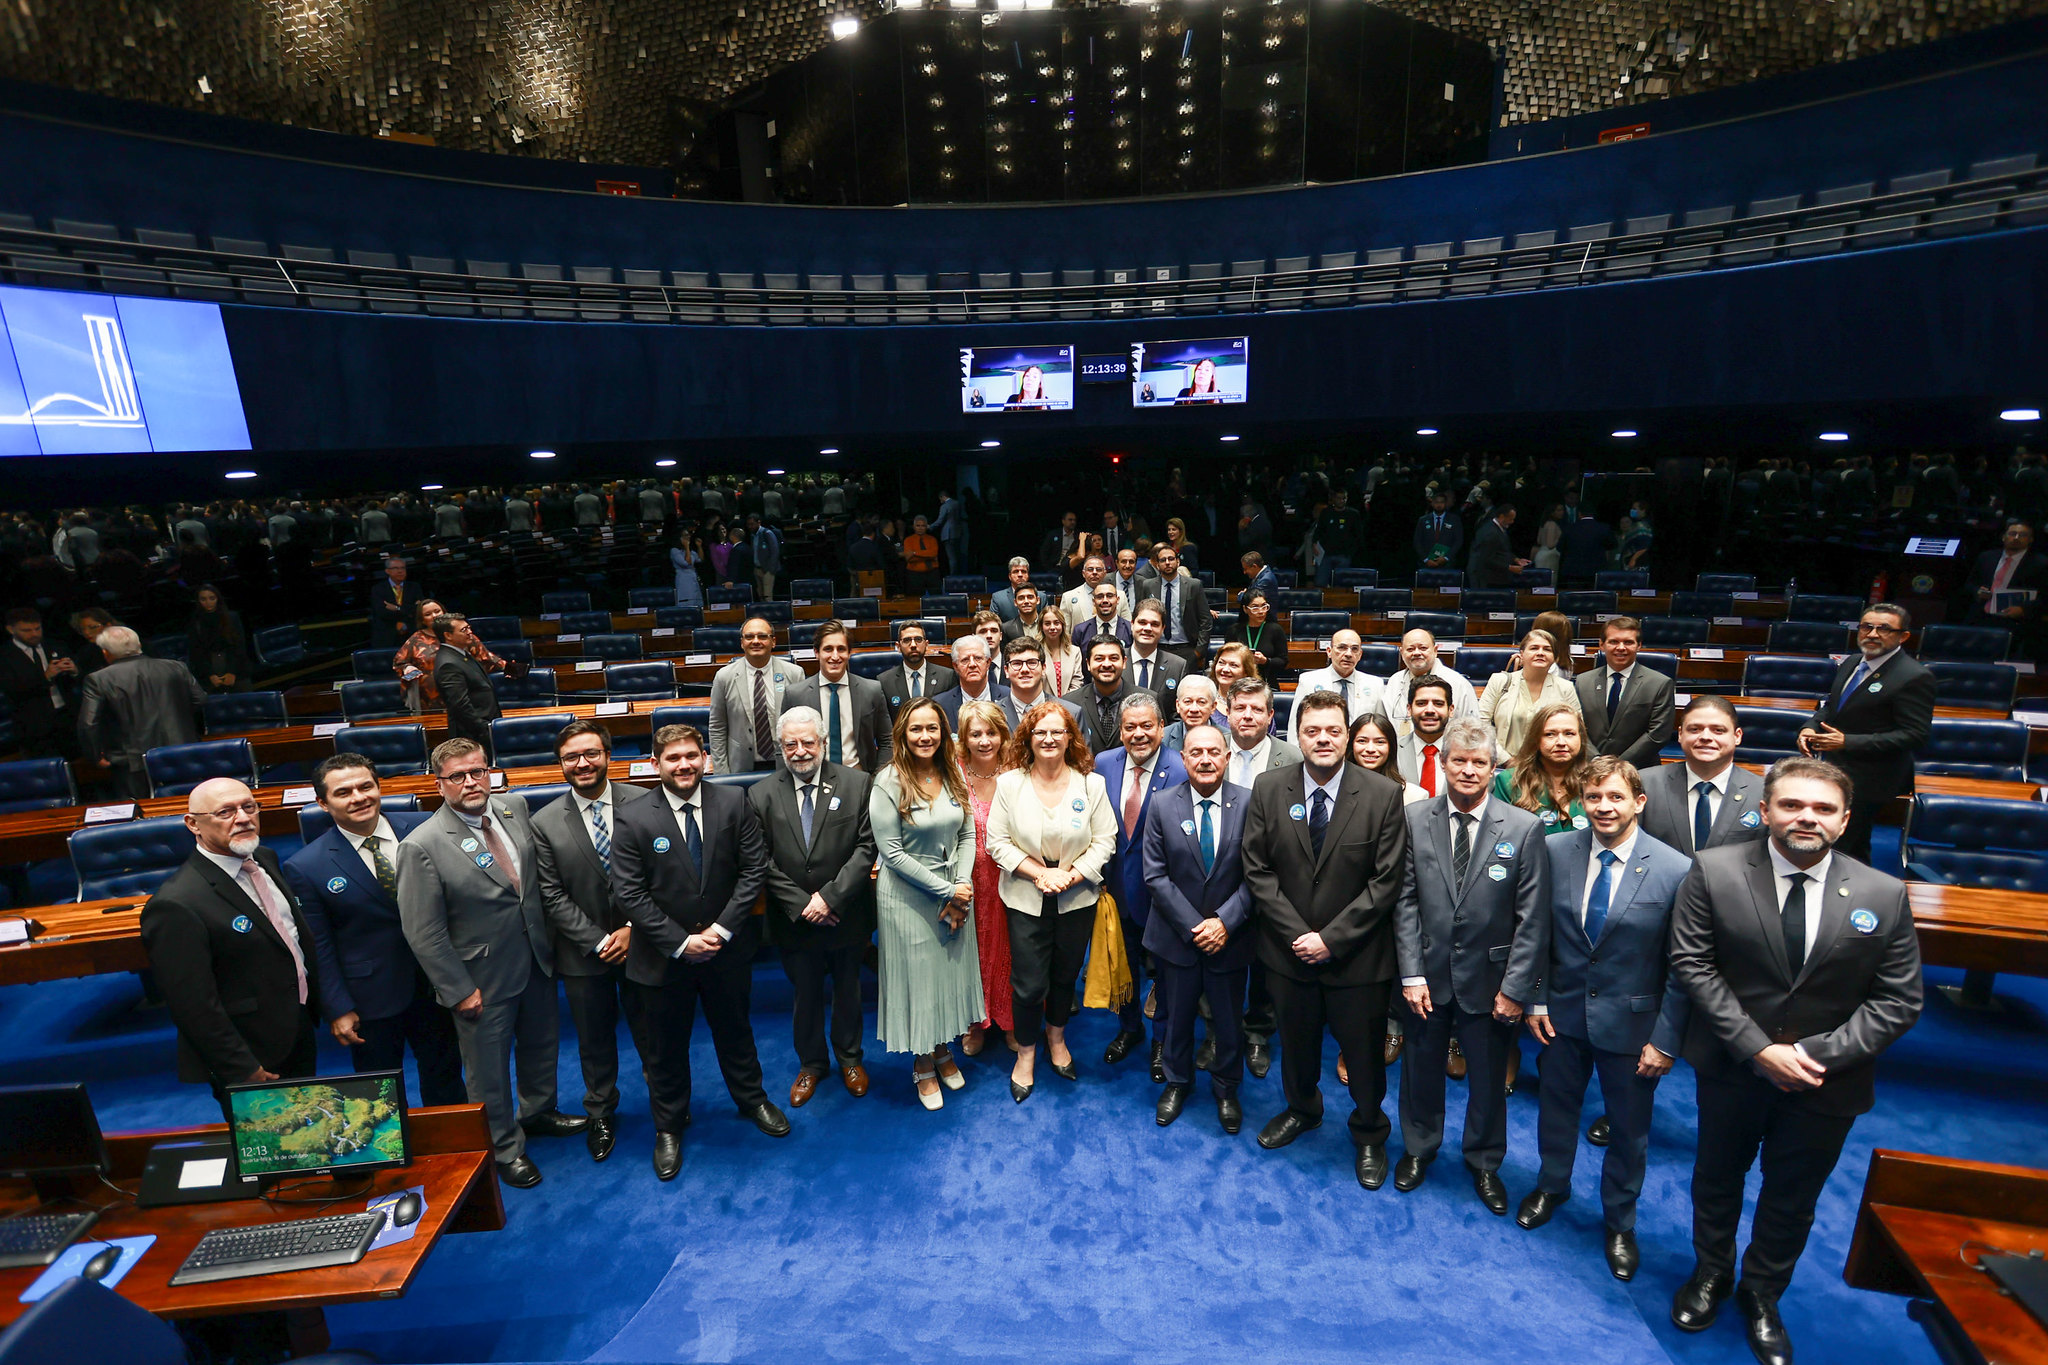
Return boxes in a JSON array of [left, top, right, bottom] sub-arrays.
[[1846, 1149, 2048, 1365], [1906, 883, 2048, 977], [0, 1105, 504, 1344]]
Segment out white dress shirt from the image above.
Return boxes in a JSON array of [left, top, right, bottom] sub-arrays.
[[1766, 842, 1830, 962], [340, 817, 401, 878], [1289, 667, 1382, 742], [661, 785, 731, 944], [1685, 763, 1733, 842], [1228, 736, 1272, 790], [815, 672, 861, 769], [1530, 826, 1640, 1015], [900, 662, 932, 698], [454, 806, 523, 888], [1128, 647, 1168, 692]]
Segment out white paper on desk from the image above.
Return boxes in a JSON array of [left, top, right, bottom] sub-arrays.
[[628, 761, 657, 778], [1690, 647, 1725, 661], [83, 804, 136, 825], [651, 628, 676, 637], [312, 722, 346, 738], [21, 1235, 155, 1301], [1675, 693, 1693, 706], [281, 786, 318, 806], [594, 702, 630, 717], [366, 1185, 427, 1250], [1571, 644, 1592, 656], [489, 772, 506, 790], [685, 653, 713, 665], [574, 661, 604, 672], [2013, 709, 2048, 727], [179, 1157, 228, 1189]]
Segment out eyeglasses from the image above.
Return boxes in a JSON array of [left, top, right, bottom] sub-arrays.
[[1030, 729, 1069, 741], [437, 767, 491, 785], [196, 801, 261, 821], [1858, 623, 1905, 635], [560, 749, 608, 766]]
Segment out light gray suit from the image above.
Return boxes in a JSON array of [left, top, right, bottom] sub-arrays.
[[397, 796, 559, 1162], [76, 654, 208, 797], [1574, 663, 1676, 768], [1640, 760, 1767, 856], [782, 672, 893, 772], [708, 656, 806, 774]]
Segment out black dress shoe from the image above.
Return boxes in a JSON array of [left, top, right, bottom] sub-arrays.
[[1256, 1110, 1321, 1149], [652, 1132, 682, 1182], [1150, 1040, 1166, 1084], [1393, 1154, 1428, 1192], [496, 1155, 542, 1189], [1156, 1084, 1191, 1126], [520, 1109, 590, 1138], [1736, 1285, 1792, 1365], [1670, 1270, 1734, 1332], [1217, 1094, 1242, 1134], [1587, 1114, 1612, 1147], [745, 1101, 792, 1137], [1246, 1040, 1271, 1079], [586, 1116, 617, 1163], [1103, 1030, 1145, 1064], [1194, 1036, 1216, 1072], [1516, 1188, 1569, 1229], [1010, 1078, 1033, 1104], [1355, 1143, 1388, 1190], [1471, 1166, 1509, 1215], [1605, 1228, 1640, 1282]]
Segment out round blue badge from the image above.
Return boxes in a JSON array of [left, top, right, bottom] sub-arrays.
[[1180, 819, 1196, 835], [1289, 803, 1307, 821], [1071, 798, 1086, 812], [326, 876, 348, 893], [1850, 909, 1879, 934], [231, 914, 253, 934], [653, 836, 671, 853], [475, 853, 495, 869], [1493, 841, 1515, 858], [1740, 809, 1762, 828]]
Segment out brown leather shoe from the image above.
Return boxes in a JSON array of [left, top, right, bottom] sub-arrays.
[[1336, 1053, 1349, 1086], [1447, 1039, 1468, 1080], [1383, 1031, 1403, 1066], [841, 1063, 870, 1098], [789, 1071, 820, 1108]]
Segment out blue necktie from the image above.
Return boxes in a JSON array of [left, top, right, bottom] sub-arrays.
[[826, 683, 843, 764], [1840, 658, 1872, 702], [1199, 798, 1216, 874], [1607, 670, 1624, 720], [800, 783, 815, 845], [1310, 789, 1330, 860], [1138, 658, 1151, 691], [1693, 780, 1714, 852], [909, 670, 920, 697], [1584, 849, 1618, 943], [589, 802, 611, 876], [684, 804, 703, 877]]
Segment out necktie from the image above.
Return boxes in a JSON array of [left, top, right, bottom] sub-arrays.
[[684, 803, 704, 877], [752, 666, 775, 763], [588, 802, 611, 876], [479, 814, 521, 895], [1607, 670, 1624, 721], [800, 783, 815, 845], [1782, 871, 1809, 975], [1124, 765, 1148, 838], [1138, 658, 1151, 691], [1310, 789, 1330, 860], [1584, 848, 1618, 942], [1840, 658, 1872, 703], [826, 682, 844, 764], [364, 833, 399, 899], [1338, 676, 1351, 713], [1421, 744, 1439, 797], [1199, 798, 1216, 874], [1451, 812, 1472, 888], [241, 857, 307, 1003], [1163, 582, 1175, 637], [1693, 780, 1715, 852], [909, 669, 921, 698]]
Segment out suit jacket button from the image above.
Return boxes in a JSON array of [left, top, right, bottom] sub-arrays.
[[1590, 956, 1598, 964], [1588, 990, 1598, 998]]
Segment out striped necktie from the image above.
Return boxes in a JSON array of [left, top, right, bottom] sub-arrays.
[[588, 800, 611, 876]]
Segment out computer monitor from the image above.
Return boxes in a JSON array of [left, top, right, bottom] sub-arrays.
[[0, 1083, 110, 1199], [224, 1072, 411, 1186]]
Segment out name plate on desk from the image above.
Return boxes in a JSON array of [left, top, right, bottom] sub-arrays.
[[863, 588, 884, 598], [1531, 586, 1556, 596], [540, 613, 561, 622], [1571, 644, 1592, 656], [1436, 640, 1461, 653], [1675, 692, 1693, 706], [312, 722, 346, 738], [1713, 615, 1744, 626], [1386, 610, 1407, 621], [574, 660, 604, 672], [1734, 591, 1760, 601], [686, 653, 714, 665], [0, 919, 32, 946], [593, 701, 631, 717], [281, 786, 318, 806], [1689, 647, 1725, 661], [791, 648, 817, 661], [2016, 661, 2038, 676], [628, 607, 651, 615], [792, 599, 812, 608], [628, 761, 657, 778], [1316, 638, 1332, 650], [1631, 589, 1657, 597], [83, 804, 137, 824], [331, 680, 350, 691], [490, 772, 506, 789], [652, 627, 676, 637], [1487, 611, 1515, 621], [558, 633, 582, 643], [1439, 586, 1462, 596], [2014, 709, 2048, 727]]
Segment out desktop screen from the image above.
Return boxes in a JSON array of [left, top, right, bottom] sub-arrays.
[[959, 344, 1074, 413], [0, 284, 252, 455], [228, 1073, 409, 1180], [1130, 336, 1249, 408]]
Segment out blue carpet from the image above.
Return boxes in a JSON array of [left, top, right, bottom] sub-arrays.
[[3, 944, 2043, 1362]]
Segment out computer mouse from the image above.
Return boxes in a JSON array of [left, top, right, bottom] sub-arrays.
[[80, 1246, 122, 1282], [390, 1192, 423, 1227]]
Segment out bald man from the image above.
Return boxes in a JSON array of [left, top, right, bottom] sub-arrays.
[[1380, 629, 1479, 735], [140, 778, 320, 1112], [1290, 630, 1384, 744]]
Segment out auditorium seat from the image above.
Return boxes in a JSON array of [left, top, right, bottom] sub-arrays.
[[1415, 569, 1463, 591], [486, 640, 533, 664], [490, 713, 576, 769], [1928, 661, 2019, 712], [332, 724, 430, 777], [1274, 589, 1321, 611], [1904, 792, 2048, 892], [252, 624, 305, 668], [751, 602, 794, 626], [707, 771, 775, 793], [649, 706, 713, 737], [69, 815, 195, 900], [655, 605, 705, 632], [1360, 589, 1412, 613], [340, 680, 409, 722], [1405, 611, 1464, 640], [1731, 706, 1810, 764], [1593, 571, 1649, 592], [1028, 573, 1062, 596], [1559, 591, 1618, 616], [541, 591, 591, 615], [1210, 614, 1240, 641], [1637, 651, 1680, 679], [298, 794, 420, 843], [606, 662, 677, 701], [1696, 573, 1757, 593], [1197, 570, 1217, 588], [1517, 568, 1555, 588], [1639, 616, 1710, 647], [515, 784, 575, 811], [1461, 589, 1516, 615], [491, 670, 558, 707], [789, 579, 835, 600], [1768, 622, 1852, 654], [0, 758, 76, 813], [944, 576, 987, 596], [145, 738, 259, 797], [1290, 611, 1350, 641], [1785, 594, 1865, 624], [583, 634, 644, 662], [1452, 647, 1513, 686], [1270, 693, 1292, 735], [468, 615, 523, 640], [1741, 655, 1839, 699], [1919, 624, 2010, 662], [1361, 645, 1400, 676], [834, 598, 881, 621], [849, 651, 901, 681], [1917, 719, 2029, 781], [1330, 568, 1379, 589], [790, 623, 823, 647], [146, 634, 188, 664], [559, 611, 612, 635], [1271, 571, 1300, 589], [694, 627, 742, 653], [353, 648, 395, 680], [203, 691, 288, 734], [1669, 592, 1735, 618], [921, 595, 969, 617], [628, 587, 676, 609]]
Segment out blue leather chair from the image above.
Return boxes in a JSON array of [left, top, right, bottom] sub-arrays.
[[921, 594, 969, 617], [1639, 616, 1710, 647], [1274, 589, 1322, 612], [850, 650, 901, 680], [1270, 693, 1293, 736], [69, 815, 195, 900], [0, 758, 75, 813], [1928, 661, 2019, 712], [1205, 588, 1229, 612], [1330, 567, 1379, 589], [751, 602, 795, 626], [1461, 589, 1517, 615], [1916, 719, 2029, 781], [833, 598, 882, 621], [490, 712, 576, 769], [628, 586, 676, 609], [340, 680, 409, 722], [1196, 569, 1217, 588], [1450, 646, 1514, 687], [145, 738, 259, 797], [353, 647, 395, 680], [0, 1277, 185, 1365], [790, 622, 824, 647], [251, 624, 305, 668], [1516, 567, 1555, 588], [649, 705, 714, 738], [655, 605, 705, 632], [707, 585, 754, 607], [1415, 569, 1463, 590], [1360, 589, 1412, 613], [1637, 650, 1680, 680], [1028, 573, 1062, 596], [1740, 655, 1840, 699], [944, 575, 987, 596], [485, 639, 533, 664], [1594, 571, 1649, 592], [1768, 621, 1853, 654], [468, 615, 523, 640], [1785, 594, 1865, 624], [297, 793, 420, 842], [1209, 612, 1241, 642], [1272, 570, 1299, 589], [1919, 624, 2010, 662], [1731, 706, 1811, 764], [789, 578, 835, 600], [708, 770, 775, 793], [515, 783, 576, 811], [542, 591, 591, 614], [607, 662, 678, 701], [583, 633, 645, 662], [1696, 573, 1757, 593], [1670, 592, 1735, 618], [693, 627, 742, 654], [146, 633, 189, 664], [332, 723, 430, 777], [1360, 644, 1401, 676], [1290, 610, 1350, 641], [1560, 590, 1618, 616], [203, 690, 288, 734], [1902, 791, 2048, 1005], [1406, 611, 1465, 640], [491, 670, 559, 707], [558, 610, 612, 636]]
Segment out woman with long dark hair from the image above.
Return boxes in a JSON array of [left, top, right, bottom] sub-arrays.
[[185, 584, 253, 694]]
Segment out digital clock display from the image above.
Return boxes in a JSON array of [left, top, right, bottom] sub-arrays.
[[1077, 353, 1129, 384]]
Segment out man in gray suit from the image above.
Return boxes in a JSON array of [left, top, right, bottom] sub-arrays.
[[1393, 715, 1549, 1213], [998, 635, 1082, 734], [780, 622, 891, 772], [398, 738, 577, 1189], [76, 625, 207, 798], [709, 616, 806, 774], [1667, 757, 1923, 1365], [531, 719, 651, 1164], [1574, 617, 1675, 768], [1642, 695, 1767, 855]]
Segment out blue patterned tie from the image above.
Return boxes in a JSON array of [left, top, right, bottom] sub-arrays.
[[1840, 658, 1872, 703], [1584, 849, 1618, 942], [826, 683, 843, 764], [800, 783, 815, 845], [1693, 780, 1714, 852], [1310, 789, 1330, 860], [589, 801, 611, 876], [1607, 670, 1624, 720], [1198, 798, 1216, 874]]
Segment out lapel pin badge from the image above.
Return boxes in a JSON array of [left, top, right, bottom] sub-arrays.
[[326, 876, 348, 893], [653, 836, 671, 853], [1850, 908, 1878, 933], [231, 914, 253, 934], [1289, 803, 1306, 821]]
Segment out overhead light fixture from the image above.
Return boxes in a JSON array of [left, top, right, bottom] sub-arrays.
[[1611, 429, 1638, 438], [831, 17, 859, 36], [981, 440, 1001, 448], [767, 468, 786, 476], [1818, 431, 1850, 442], [224, 470, 256, 479], [655, 458, 677, 468], [1415, 427, 1438, 436], [530, 449, 556, 459], [1219, 434, 1240, 442], [819, 446, 840, 455], [421, 483, 444, 491], [2002, 408, 2042, 422]]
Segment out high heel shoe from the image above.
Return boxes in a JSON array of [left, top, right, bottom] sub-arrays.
[[1010, 1077, 1034, 1103], [1050, 1055, 1079, 1081], [935, 1049, 966, 1091], [913, 1068, 943, 1111]]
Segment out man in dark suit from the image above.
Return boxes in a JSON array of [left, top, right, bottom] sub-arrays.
[[531, 720, 652, 1163], [1242, 690, 1410, 1189], [1147, 544, 1212, 665], [141, 778, 318, 1114], [398, 739, 573, 1189], [1125, 600, 1188, 703], [996, 635, 1082, 734], [1960, 520, 2048, 656], [1071, 581, 1134, 659], [990, 558, 1035, 624], [878, 622, 954, 720], [1236, 552, 1280, 608], [932, 635, 1009, 731], [1065, 636, 1135, 754], [1092, 693, 1188, 1076], [609, 722, 786, 1181], [1667, 756, 1923, 1365], [369, 556, 414, 648], [431, 612, 502, 753], [1466, 503, 1526, 590], [1796, 603, 1936, 862], [1643, 695, 1768, 855], [1142, 725, 1253, 1131], [1393, 715, 1549, 1212], [1575, 617, 1675, 768], [283, 755, 464, 1111], [1413, 492, 1462, 569], [75, 625, 207, 798], [1516, 756, 1694, 1280], [1037, 515, 1081, 586], [749, 707, 877, 1108], [781, 622, 892, 773], [1, 608, 80, 759]]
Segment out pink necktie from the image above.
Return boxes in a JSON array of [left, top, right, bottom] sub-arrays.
[[480, 815, 522, 895], [241, 857, 307, 1003]]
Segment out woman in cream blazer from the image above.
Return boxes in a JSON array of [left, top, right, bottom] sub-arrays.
[[1476, 629, 1583, 761], [986, 698, 1117, 1102]]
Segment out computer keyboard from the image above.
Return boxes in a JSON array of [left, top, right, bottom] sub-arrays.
[[0, 1209, 100, 1269], [169, 1210, 386, 1285]]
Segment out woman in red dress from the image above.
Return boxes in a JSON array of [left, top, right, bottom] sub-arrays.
[[956, 699, 1015, 1055]]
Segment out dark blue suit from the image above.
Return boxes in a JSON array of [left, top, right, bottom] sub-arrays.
[[932, 682, 1010, 732], [1094, 744, 1186, 1035], [283, 813, 465, 1107], [1142, 781, 1253, 1094], [1531, 826, 1693, 1231]]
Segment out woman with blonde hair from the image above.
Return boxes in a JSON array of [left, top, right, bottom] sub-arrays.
[[1208, 642, 1260, 691], [1493, 701, 1590, 836], [956, 699, 1015, 1057], [1035, 605, 1084, 697], [1478, 629, 1581, 759]]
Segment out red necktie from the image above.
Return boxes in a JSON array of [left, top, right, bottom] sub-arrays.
[[1124, 765, 1148, 838], [1421, 744, 1439, 797]]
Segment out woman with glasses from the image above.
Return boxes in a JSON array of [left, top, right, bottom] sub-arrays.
[[1223, 589, 1286, 684]]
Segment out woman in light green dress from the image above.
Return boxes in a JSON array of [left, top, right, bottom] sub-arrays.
[[872, 697, 984, 1109]]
